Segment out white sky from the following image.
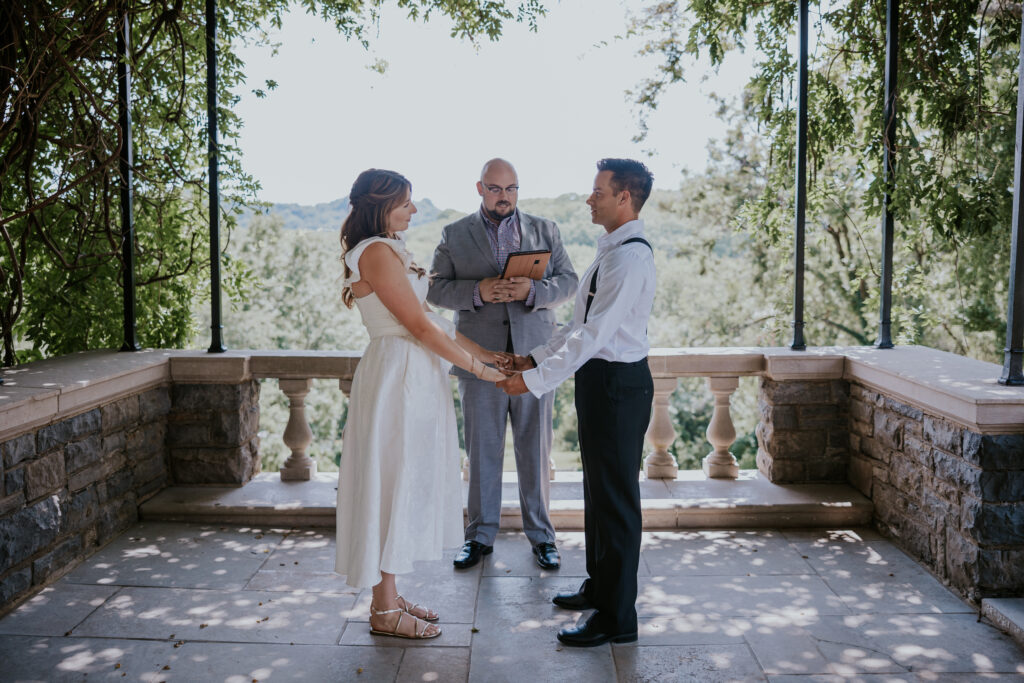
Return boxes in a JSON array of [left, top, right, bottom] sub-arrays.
[[233, 0, 754, 210]]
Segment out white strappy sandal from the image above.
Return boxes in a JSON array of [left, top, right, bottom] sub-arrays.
[[369, 604, 442, 640], [396, 595, 439, 622]]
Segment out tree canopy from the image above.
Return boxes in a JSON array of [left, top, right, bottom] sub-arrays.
[[0, 0, 544, 365], [628, 1, 1021, 356]]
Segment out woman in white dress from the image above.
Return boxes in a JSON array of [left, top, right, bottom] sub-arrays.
[[335, 169, 506, 640]]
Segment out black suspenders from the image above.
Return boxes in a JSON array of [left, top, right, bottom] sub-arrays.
[[583, 236, 653, 323]]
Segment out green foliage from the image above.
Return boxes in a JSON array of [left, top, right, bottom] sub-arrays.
[[0, 0, 545, 366], [628, 1, 1020, 359]]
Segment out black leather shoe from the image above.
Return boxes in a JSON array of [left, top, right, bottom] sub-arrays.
[[532, 541, 560, 570], [552, 590, 593, 610], [557, 617, 638, 648], [453, 540, 492, 569]]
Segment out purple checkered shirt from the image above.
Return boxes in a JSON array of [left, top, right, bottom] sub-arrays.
[[472, 208, 536, 308]]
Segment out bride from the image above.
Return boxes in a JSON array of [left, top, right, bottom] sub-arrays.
[[334, 168, 506, 640]]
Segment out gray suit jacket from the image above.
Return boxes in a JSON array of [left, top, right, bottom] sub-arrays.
[[427, 211, 578, 379]]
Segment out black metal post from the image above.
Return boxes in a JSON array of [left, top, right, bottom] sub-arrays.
[[877, 0, 898, 349], [999, 11, 1024, 384], [791, 0, 809, 351], [117, 6, 139, 352], [206, 0, 225, 352]]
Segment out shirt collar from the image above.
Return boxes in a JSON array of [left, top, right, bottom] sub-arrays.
[[597, 219, 645, 250]]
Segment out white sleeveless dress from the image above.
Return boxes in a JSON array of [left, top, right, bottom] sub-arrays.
[[334, 236, 463, 588]]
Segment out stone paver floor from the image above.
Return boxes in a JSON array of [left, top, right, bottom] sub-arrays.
[[0, 523, 1022, 682]]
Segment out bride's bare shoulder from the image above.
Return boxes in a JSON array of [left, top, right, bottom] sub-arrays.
[[359, 239, 403, 262], [358, 240, 407, 279]]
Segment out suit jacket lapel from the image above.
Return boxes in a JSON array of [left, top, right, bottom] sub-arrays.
[[467, 212, 499, 272], [518, 212, 539, 252]]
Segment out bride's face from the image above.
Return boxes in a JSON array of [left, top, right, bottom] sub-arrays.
[[387, 189, 418, 233]]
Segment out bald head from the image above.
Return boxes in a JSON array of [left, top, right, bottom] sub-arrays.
[[477, 158, 519, 222], [480, 158, 517, 183]]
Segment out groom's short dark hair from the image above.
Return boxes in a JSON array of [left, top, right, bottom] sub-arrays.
[[597, 158, 654, 212]]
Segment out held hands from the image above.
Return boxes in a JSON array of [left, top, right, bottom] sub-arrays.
[[493, 352, 532, 395], [494, 352, 535, 374], [479, 276, 532, 304]]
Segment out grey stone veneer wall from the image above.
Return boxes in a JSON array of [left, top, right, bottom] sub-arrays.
[[758, 375, 1024, 601], [846, 383, 1024, 601], [756, 379, 850, 483], [167, 381, 260, 485], [0, 387, 171, 608], [0, 378, 263, 613]]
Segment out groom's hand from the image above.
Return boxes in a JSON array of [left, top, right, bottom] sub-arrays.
[[497, 373, 529, 396]]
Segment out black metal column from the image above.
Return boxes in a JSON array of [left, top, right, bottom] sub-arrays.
[[791, 0, 809, 351], [999, 11, 1024, 384], [117, 6, 139, 352], [877, 0, 898, 349], [206, 0, 225, 352]]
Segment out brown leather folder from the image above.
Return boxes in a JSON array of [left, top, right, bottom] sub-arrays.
[[500, 250, 551, 280]]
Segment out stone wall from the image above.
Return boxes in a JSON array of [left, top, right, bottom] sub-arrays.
[[756, 379, 850, 483], [167, 381, 260, 485], [0, 387, 171, 608], [847, 383, 1024, 601]]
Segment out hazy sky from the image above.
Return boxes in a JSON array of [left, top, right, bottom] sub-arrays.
[[233, 0, 754, 210]]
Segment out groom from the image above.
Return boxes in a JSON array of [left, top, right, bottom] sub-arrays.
[[498, 158, 656, 647]]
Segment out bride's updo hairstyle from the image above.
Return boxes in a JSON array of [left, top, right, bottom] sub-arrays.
[[340, 168, 425, 308]]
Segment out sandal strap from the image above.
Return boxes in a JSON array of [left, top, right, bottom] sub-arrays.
[[397, 595, 437, 618], [370, 605, 404, 616], [413, 614, 434, 637]]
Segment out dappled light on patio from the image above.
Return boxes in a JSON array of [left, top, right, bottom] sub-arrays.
[[1, 522, 1021, 681]]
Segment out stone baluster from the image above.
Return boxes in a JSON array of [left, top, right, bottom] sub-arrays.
[[279, 378, 316, 481], [702, 376, 740, 479], [550, 454, 556, 481], [644, 377, 680, 479], [462, 452, 471, 481]]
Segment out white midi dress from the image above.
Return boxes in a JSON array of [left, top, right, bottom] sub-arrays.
[[334, 236, 463, 588]]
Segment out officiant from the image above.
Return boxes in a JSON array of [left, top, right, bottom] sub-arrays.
[[427, 158, 578, 570]]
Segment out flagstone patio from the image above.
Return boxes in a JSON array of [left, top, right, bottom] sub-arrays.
[[0, 522, 1022, 682]]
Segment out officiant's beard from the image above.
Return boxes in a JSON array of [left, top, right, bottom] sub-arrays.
[[484, 202, 514, 223]]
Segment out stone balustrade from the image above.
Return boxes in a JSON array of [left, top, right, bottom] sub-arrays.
[[2, 344, 1023, 612]]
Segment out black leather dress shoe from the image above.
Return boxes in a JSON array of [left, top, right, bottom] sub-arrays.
[[557, 618, 638, 648], [453, 540, 492, 569], [552, 590, 593, 610], [532, 541, 561, 570]]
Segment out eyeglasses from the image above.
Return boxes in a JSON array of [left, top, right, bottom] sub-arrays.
[[483, 184, 519, 195]]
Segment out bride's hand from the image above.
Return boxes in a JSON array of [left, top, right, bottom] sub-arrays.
[[477, 349, 503, 367], [478, 365, 506, 383], [470, 356, 506, 383]]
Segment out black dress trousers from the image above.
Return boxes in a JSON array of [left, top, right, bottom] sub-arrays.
[[574, 357, 653, 633]]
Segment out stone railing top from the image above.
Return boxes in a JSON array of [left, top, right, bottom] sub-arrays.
[[841, 345, 1024, 433], [0, 349, 175, 441], [2, 345, 1022, 440], [649, 346, 846, 379]]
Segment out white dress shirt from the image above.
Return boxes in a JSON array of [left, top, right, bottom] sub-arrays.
[[522, 219, 656, 398]]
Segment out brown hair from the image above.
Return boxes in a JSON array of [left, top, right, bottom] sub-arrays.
[[340, 168, 425, 308], [597, 158, 654, 212]]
